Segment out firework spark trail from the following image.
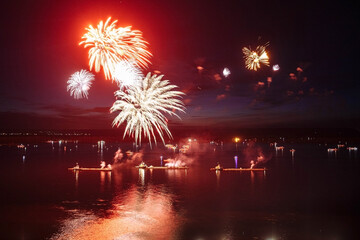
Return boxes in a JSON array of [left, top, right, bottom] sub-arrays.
[[110, 73, 185, 147], [242, 43, 270, 71], [67, 70, 95, 99], [79, 17, 151, 80]]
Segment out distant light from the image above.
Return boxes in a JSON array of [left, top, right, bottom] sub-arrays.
[[272, 64, 280, 71], [223, 67, 231, 77]]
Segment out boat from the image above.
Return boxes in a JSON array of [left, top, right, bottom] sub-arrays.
[[136, 164, 148, 169], [210, 168, 266, 171], [151, 166, 189, 169], [213, 165, 223, 171], [135, 165, 189, 170], [68, 167, 112, 171]]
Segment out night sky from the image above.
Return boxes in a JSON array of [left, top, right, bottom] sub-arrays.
[[0, 0, 359, 131]]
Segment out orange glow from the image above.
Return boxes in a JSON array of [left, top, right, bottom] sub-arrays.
[[52, 186, 181, 239], [197, 66, 204, 71], [233, 137, 240, 143]]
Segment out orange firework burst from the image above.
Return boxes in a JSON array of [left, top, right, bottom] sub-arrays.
[[242, 43, 270, 71], [79, 17, 152, 80]]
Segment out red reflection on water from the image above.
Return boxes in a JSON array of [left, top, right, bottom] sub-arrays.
[[51, 185, 180, 239]]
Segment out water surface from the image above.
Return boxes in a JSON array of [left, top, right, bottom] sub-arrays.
[[0, 141, 359, 239]]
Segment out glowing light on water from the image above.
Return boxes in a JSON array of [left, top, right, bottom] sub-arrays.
[[275, 146, 284, 156], [139, 168, 145, 186], [234, 156, 238, 168], [215, 169, 221, 188], [110, 73, 185, 147], [97, 140, 105, 149], [50, 186, 179, 239], [67, 70, 95, 99], [290, 149, 295, 157]]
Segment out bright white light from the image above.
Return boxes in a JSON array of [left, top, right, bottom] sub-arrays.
[[272, 64, 280, 71], [223, 67, 231, 77], [113, 61, 143, 90]]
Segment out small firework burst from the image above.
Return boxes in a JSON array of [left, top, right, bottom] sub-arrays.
[[223, 67, 231, 77], [67, 70, 95, 99], [272, 64, 280, 71], [242, 43, 270, 71]]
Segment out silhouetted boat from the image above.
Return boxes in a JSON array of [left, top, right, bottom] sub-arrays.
[[136, 165, 189, 169], [210, 168, 266, 171], [68, 168, 112, 171]]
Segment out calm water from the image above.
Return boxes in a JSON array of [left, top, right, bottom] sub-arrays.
[[0, 141, 359, 240]]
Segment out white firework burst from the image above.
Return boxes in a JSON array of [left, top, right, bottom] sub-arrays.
[[67, 70, 95, 99], [110, 73, 185, 147], [113, 61, 144, 90]]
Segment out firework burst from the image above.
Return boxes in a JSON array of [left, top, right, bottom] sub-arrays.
[[79, 17, 151, 80], [242, 43, 270, 71], [110, 73, 185, 147], [67, 70, 95, 99], [113, 60, 144, 90]]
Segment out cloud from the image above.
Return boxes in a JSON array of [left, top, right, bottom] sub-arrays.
[[38, 104, 109, 116], [0, 111, 113, 129]]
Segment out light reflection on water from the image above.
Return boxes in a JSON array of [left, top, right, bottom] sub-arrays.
[[52, 170, 182, 240]]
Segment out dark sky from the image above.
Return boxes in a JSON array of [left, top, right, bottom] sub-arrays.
[[0, 0, 359, 131]]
